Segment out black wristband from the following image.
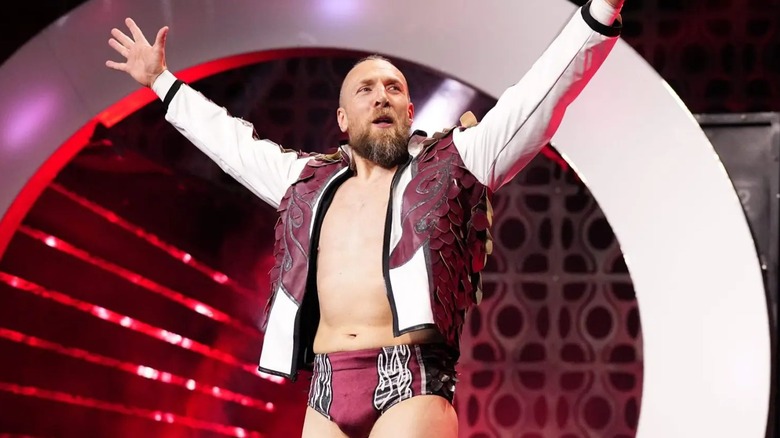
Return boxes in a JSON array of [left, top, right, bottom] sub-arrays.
[[163, 79, 185, 109], [581, 0, 622, 37]]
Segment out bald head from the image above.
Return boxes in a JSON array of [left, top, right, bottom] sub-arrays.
[[338, 55, 411, 108]]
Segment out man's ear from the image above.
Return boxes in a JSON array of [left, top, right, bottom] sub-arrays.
[[408, 102, 415, 123], [337, 107, 348, 133]]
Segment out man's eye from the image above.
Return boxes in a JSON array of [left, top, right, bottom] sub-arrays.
[[358, 86, 371, 93]]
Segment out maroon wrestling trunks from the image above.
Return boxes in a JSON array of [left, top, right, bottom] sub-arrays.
[[306, 343, 457, 438]]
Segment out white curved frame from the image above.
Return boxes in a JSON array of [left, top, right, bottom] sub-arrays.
[[0, 1, 770, 436]]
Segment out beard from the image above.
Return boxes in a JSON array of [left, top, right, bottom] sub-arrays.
[[349, 117, 411, 169]]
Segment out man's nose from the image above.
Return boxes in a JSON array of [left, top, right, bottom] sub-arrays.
[[373, 88, 389, 106]]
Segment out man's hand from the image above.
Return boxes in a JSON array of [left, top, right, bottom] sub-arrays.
[[106, 18, 168, 88]]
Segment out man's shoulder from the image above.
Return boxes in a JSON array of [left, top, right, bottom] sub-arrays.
[[414, 111, 480, 152], [309, 149, 345, 165], [288, 149, 347, 187]]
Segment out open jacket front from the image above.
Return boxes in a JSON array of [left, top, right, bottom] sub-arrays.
[[152, 2, 622, 380]]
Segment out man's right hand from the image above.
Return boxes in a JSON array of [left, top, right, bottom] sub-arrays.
[[106, 18, 168, 88]]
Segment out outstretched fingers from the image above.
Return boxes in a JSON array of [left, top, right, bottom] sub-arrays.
[[110, 27, 134, 47], [154, 26, 169, 50], [105, 60, 127, 72], [125, 17, 149, 45], [108, 38, 129, 58], [105, 18, 167, 87]]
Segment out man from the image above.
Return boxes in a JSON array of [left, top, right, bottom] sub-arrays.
[[106, 0, 623, 436]]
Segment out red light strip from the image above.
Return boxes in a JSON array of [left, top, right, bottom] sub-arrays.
[[0, 327, 275, 412], [0, 272, 285, 384], [0, 381, 263, 438], [18, 225, 259, 338], [48, 183, 259, 300]]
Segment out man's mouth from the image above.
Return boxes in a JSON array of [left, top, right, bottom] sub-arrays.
[[372, 115, 394, 128]]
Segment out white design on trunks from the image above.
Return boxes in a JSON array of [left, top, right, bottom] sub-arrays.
[[309, 354, 333, 417], [373, 345, 414, 411]]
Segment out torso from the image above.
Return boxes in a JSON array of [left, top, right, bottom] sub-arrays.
[[313, 170, 441, 353]]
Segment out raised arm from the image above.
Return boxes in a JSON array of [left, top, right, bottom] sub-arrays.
[[452, 0, 624, 191], [106, 19, 308, 208]]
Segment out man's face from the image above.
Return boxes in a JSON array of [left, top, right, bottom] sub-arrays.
[[337, 59, 414, 169]]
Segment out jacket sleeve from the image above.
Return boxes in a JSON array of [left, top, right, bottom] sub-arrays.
[[452, 0, 622, 191], [152, 70, 310, 209]]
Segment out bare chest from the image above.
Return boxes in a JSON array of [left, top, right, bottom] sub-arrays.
[[319, 180, 390, 253]]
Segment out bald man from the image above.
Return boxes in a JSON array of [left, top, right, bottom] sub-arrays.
[[107, 0, 624, 436]]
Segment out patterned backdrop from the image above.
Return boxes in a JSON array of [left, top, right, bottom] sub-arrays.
[[457, 155, 641, 438], [109, 54, 644, 437], [604, 0, 780, 113]]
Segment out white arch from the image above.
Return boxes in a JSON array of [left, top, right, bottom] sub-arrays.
[[0, 1, 770, 436]]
